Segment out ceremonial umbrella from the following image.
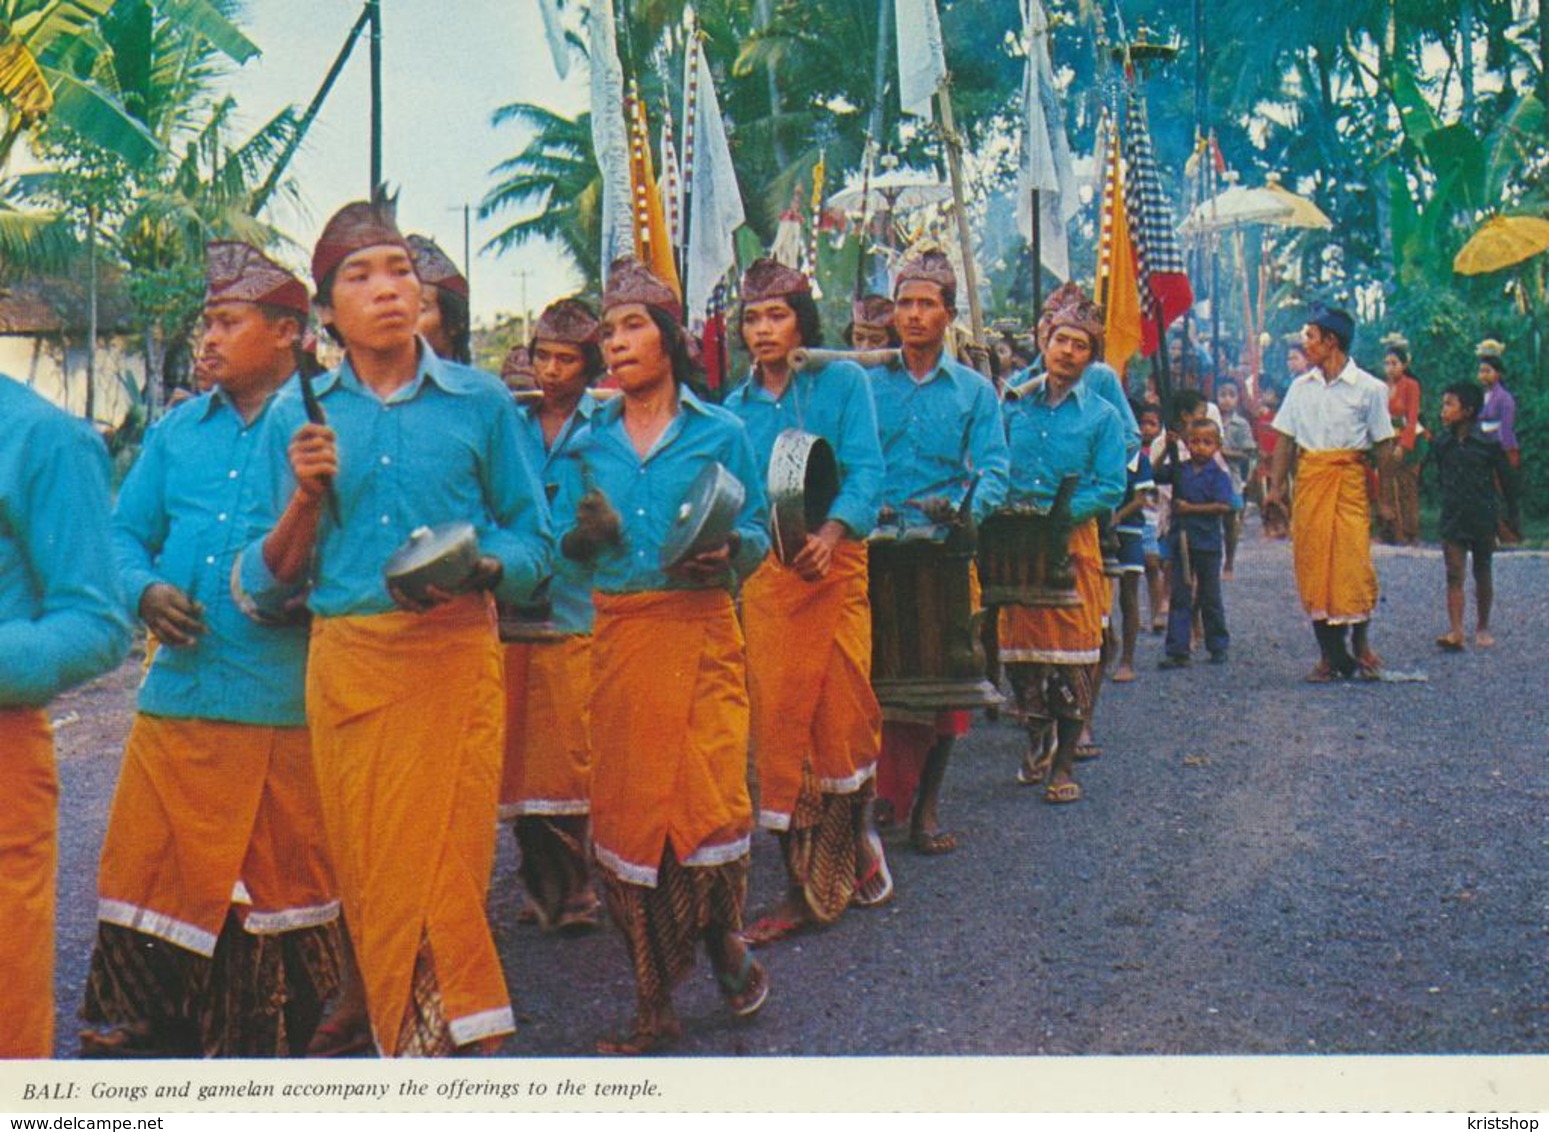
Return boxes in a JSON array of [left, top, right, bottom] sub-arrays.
[[1453, 215, 1549, 275], [1177, 171, 1294, 237], [827, 167, 953, 215], [1261, 172, 1333, 230]]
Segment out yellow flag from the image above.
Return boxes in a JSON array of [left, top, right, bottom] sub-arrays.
[[1097, 125, 1143, 380], [628, 88, 683, 300]]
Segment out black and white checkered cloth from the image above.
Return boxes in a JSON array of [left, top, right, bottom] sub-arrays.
[[1122, 88, 1187, 311]]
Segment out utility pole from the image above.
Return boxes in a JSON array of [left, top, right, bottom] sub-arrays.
[[368, 0, 383, 191]]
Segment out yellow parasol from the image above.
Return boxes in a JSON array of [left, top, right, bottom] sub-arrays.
[[1262, 173, 1332, 231], [1453, 215, 1549, 275]]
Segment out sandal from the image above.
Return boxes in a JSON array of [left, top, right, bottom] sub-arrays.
[[554, 894, 602, 937], [1043, 781, 1083, 805], [306, 1014, 375, 1058], [1435, 635, 1465, 653], [596, 1016, 682, 1056], [909, 828, 958, 855], [739, 912, 806, 948], [851, 829, 895, 908], [1304, 660, 1338, 684], [717, 951, 770, 1018], [1074, 742, 1102, 761]]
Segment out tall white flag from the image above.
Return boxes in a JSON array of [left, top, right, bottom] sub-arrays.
[[589, 0, 634, 276], [537, 0, 571, 79], [1015, 0, 1078, 280], [684, 42, 745, 327], [894, 0, 946, 119]]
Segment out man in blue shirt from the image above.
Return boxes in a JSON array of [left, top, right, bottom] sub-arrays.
[[724, 258, 892, 943], [998, 288, 1127, 803], [499, 297, 607, 935], [870, 249, 1009, 855], [0, 378, 130, 1058], [239, 197, 551, 1057], [82, 244, 341, 1059]]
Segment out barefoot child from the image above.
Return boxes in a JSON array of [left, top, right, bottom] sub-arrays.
[[1427, 381, 1519, 651]]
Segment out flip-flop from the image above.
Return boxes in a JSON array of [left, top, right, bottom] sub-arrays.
[[738, 913, 806, 948], [1043, 781, 1083, 805], [555, 896, 602, 937], [596, 1018, 682, 1056], [1434, 636, 1465, 653], [910, 829, 958, 855], [716, 951, 770, 1018], [851, 829, 895, 908], [1304, 661, 1337, 684], [1074, 742, 1102, 761]]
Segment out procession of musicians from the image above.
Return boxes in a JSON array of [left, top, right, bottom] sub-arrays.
[[1, 183, 1522, 1061]]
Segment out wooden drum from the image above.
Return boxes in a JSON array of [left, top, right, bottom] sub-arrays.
[[976, 474, 1081, 608], [867, 525, 1001, 711]]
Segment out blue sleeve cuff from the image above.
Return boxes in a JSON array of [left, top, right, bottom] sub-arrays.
[[233, 542, 307, 623]]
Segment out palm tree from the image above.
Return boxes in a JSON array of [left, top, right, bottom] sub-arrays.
[[480, 101, 602, 289]]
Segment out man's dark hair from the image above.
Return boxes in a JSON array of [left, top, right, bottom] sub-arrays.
[[1444, 380, 1484, 418], [1136, 399, 1162, 421], [1168, 388, 1206, 425], [529, 337, 606, 384], [844, 320, 903, 349], [253, 303, 307, 370], [435, 288, 472, 365], [646, 306, 700, 388], [895, 279, 956, 313], [1215, 376, 1240, 395], [738, 291, 824, 349]]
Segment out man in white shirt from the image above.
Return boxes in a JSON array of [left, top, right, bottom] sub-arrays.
[[1265, 305, 1395, 681]]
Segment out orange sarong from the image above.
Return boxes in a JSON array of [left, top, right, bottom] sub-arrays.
[[307, 594, 511, 1055], [498, 636, 592, 818], [1292, 450, 1379, 624], [0, 708, 56, 1058], [743, 542, 881, 829], [997, 520, 1106, 664], [589, 589, 753, 887], [96, 716, 338, 955]]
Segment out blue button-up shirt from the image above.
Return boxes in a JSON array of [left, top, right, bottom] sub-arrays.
[[239, 344, 552, 618], [722, 358, 883, 538], [0, 377, 130, 707], [1002, 374, 1127, 522], [115, 382, 309, 726], [870, 350, 1009, 526], [516, 391, 602, 633], [552, 387, 769, 594], [1153, 457, 1234, 553], [1010, 360, 1139, 455]]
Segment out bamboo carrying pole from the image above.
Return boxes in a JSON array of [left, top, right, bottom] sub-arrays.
[[935, 82, 988, 374]]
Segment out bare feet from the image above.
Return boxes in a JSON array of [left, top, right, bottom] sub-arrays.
[[596, 1007, 683, 1056], [1111, 663, 1136, 683], [1475, 630, 1495, 648]]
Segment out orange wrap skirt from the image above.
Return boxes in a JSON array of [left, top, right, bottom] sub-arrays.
[[0, 708, 55, 1058], [997, 520, 1106, 664], [743, 542, 881, 830], [307, 594, 512, 1055], [1292, 450, 1379, 624], [498, 636, 593, 819], [96, 715, 338, 956], [589, 589, 753, 887]]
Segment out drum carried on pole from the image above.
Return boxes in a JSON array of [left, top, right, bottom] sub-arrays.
[[867, 496, 1001, 711], [976, 474, 1082, 608]]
